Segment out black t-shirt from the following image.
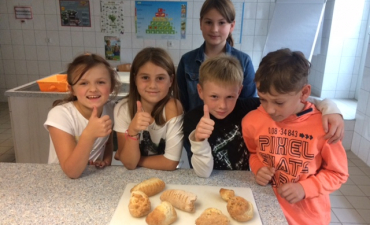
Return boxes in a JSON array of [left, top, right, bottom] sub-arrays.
[[183, 98, 260, 170]]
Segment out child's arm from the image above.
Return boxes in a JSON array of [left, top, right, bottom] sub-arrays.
[[308, 97, 344, 143], [137, 99, 183, 170], [117, 101, 151, 169], [48, 107, 112, 178], [94, 132, 113, 168], [189, 105, 215, 177], [298, 141, 349, 199]]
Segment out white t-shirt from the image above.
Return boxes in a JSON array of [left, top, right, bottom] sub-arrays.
[[113, 98, 183, 161], [44, 101, 115, 164]]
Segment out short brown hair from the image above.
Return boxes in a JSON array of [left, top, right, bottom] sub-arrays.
[[199, 55, 243, 87], [255, 48, 311, 94]]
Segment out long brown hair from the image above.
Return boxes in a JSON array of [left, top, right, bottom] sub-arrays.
[[53, 53, 121, 107], [200, 0, 235, 46], [126, 47, 179, 125]]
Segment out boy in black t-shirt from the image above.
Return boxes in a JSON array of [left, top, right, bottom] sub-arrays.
[[183, 55, 344, 178]]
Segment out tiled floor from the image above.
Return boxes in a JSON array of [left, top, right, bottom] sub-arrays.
[[0, 102, 369, 224]]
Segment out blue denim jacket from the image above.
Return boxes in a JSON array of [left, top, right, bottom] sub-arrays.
[[176, 42, 257, 112]]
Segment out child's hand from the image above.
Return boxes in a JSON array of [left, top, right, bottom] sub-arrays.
[[130, 101, 151, 134], [255, 166, 275, 186], [322, 114, 344, 144], [94, 160, 111, 169], [194, 105, 215, 142], [277, 183, 305, 204], [86, 107, 112, 138]]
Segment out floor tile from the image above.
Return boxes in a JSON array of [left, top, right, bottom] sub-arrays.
[[331, 189, 343, 196], [356, 209, 370, 223], [358, 186, 370, 196], [330, 195, 354, 208], [339, 184, 366, 196], [349, 166, 366, 176], [349, 175, 370, 186], [345, 196, 370, 210], [332, 208, 367, 223], [350, 159, 370, 168], [359, 167, 370, 176], [331, 210, 340, 222]]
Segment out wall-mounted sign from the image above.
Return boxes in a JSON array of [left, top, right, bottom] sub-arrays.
[[14, 6, 33, 20], [59, 0, 91, 27]]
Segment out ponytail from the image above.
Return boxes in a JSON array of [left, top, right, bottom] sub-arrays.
[[227, 33, 234, 47]]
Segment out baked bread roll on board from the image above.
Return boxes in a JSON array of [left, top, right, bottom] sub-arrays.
[[160, 189, 197, 212], [145, 201, 177, 225], [130, 177, 165, 197], [219, 188, 235, 201], [128, 191, 151, 218], [227, 196, 254, 222], [195, 208, 230, 225]]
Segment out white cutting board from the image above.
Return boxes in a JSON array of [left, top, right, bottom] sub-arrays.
[[110, 183, 262, 225]]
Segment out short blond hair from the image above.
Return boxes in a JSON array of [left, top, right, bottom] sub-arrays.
[[199, 55, 243, 87]]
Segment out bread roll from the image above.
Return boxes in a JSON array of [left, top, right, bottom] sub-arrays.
[[160, 189, 197, 212], [130, 177, 165, 197], [219, 188, 235, 201], [128, 191, 151, 218], [195, 208, 230, 225], [227, 196, 254, 222], [145, 201, 177, 225]]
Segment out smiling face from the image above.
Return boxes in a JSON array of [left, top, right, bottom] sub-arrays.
[[135, 61, 173, 110], [257, 84, 311, 122], [198, 81, 242, 119], [200, 8, 235, 49], [70, 64, 112, 116]]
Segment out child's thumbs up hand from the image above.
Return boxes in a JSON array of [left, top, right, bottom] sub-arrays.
[[86, 106, 112, 138], [194, 105, 215, 142], [255, 166, 275, 186], [129, 101, 151, 134]]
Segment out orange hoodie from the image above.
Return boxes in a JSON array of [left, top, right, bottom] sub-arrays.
[[242, 102, 348, 225]]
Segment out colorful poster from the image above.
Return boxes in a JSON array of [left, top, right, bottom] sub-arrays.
[[104, 36, 120, 61], [135, 1, 187, 40], [100, 1, 125, 34], [59, 0, 91, 27]]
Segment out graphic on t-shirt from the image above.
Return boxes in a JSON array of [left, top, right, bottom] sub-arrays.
[[139, 130, 165, 156], [257, 132, 316, 188], [212, 125, 247, 170]]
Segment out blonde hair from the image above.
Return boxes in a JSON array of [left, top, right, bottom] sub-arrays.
[[53, 53, 120, 107], [255, 48, 310, 94], [200, 0, 235, 46], [199, 55, 243, 87], [126, 47, 180, 125]]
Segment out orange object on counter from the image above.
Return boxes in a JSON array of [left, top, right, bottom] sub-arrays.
[[37, 74, 68, 92]]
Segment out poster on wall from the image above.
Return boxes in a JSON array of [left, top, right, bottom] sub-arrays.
[[135, 1, 187, 40], [100, 1, 125, 34], [59, 0, 91, 27], [104, 36, 120, 61]]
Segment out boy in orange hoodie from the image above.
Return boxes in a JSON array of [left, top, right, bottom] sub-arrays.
[[242, 48, 348, 225]]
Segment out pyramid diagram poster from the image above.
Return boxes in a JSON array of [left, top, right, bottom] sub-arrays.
[[135, 1, 187, 40]]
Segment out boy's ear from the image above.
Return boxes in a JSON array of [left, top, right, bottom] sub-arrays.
[[300, 84, 311, 102], [238, 85, 243, 96], [197, 83, 204, 100]]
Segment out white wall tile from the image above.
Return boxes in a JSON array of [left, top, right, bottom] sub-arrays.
[[358, 89, 369, 113], [22, 30, 36, 46], [26, 60, 39, 75], [72, 46, 85, 57], [37, 60, 50, 76], [192, 34, 204, 49], [192, 18, 201, 35], [339, 56, 355, 74], [49, 61, 63, 74], [355, 112, 366, 134], [0, 1, 7, 13], [10, 30, 23, 45], [324, 56, 341, 74], [20, 19, 34, 30], [83, 32, 96, 47], [46, 31, 60, 46], [342, 130, 353, 151], [24, 46, 37, 60], [34, 31, 48, 46], [15, 60, 27, 75], [8, 17, 22, 30], [342, 39, 359, 57], [58, 31, 72, 46], [254, 20, 268, 36], [351, 131, 362, 154], [0, 30, 12, 44], [12, 45, 25, 60], [320, 90, 336, 99], [335, 91, 349, 99], [36, 46, 49, 60], [1, 45, 14, 60], [45, 15, 58, 31], [48, 46, 61, 61], [60, 46, 73, 62], [244, 3, 257, 19], [256, 3, 270, 19], [3, 59, 15, 74], [44, 0, 57, 14], [33, 14, 46, 30], [322, 73, 338, 91], [358, 137, 370, 163], [31, 0, 45, 14], [243, 20, 256, 36], [71, 31, 84, 47], [0, 14, 10, 30], [16, 75, 28, 86], [4, 74, 17, 89]]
